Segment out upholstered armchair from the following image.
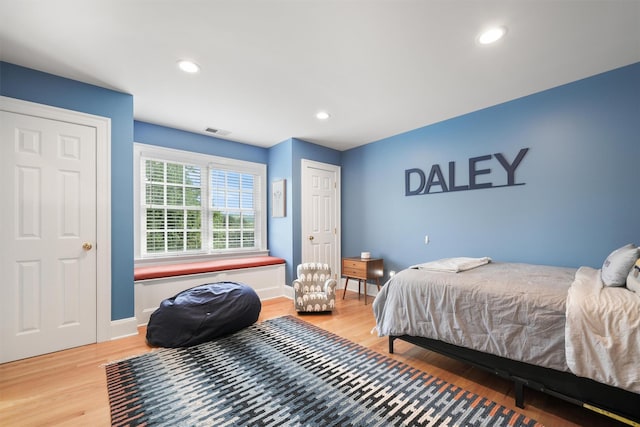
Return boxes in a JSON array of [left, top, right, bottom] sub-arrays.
[[293, 263, 337, 312]]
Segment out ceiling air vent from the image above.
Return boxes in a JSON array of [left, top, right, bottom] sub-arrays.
[[205, 127, 231, 137]]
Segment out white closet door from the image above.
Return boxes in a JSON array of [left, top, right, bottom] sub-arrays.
[[0, 110, 98, 363]]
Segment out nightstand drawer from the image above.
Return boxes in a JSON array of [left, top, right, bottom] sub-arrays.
[[343, 259, 366, 269], [342, 266, 366, 277]]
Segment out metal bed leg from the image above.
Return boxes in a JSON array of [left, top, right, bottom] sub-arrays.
[[389, 336, 395, 354], [514, 380, 525, 409]]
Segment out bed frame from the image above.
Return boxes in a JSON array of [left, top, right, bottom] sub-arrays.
[[389, 335, 640, 425]]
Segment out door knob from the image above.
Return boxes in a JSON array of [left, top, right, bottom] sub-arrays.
[[308, 235, 314, 241], [82, 242, 93, 251]]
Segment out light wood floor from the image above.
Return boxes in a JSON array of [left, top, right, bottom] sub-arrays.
[[0, 291, 626, 426]]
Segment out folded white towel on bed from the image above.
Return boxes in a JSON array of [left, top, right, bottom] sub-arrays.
[[410, 257, 492, 273]]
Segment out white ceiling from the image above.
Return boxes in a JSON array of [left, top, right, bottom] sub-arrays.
[[1, 1, 639, 151]]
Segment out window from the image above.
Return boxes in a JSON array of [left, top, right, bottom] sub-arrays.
[[134, 144, 266, 259]]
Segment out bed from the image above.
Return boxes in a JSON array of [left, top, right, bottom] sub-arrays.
[[373, 252, 640, 425]]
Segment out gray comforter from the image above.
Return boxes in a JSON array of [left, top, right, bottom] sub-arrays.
[[373, 262, 576, 372]]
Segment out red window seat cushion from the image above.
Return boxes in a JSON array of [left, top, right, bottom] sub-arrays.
[[134, 256, 286, 281]]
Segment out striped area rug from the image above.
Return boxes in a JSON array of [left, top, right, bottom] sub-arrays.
[[106, 315, 542, 426]]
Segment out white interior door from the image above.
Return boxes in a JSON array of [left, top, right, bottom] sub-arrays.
[[0, 110, 98, 363], [301, 159, 341, 279]]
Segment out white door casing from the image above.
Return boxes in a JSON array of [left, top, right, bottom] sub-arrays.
[[0, 97, 111, 362], [301, 159, 341, 280]]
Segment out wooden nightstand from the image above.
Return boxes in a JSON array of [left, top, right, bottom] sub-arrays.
[[342, 257, 384, 305]]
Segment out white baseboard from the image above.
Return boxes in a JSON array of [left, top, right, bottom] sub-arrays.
[[109, 317, 139, 340], [280, 284, 294, 299], [281, 279, 379, 302]]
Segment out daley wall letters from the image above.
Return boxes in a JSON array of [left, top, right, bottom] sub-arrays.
[[405, 148, 529, 196]]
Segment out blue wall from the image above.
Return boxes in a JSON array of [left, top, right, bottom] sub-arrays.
[[268, 139, 294, 282], [1, 62, 135, 320], [4, 60, 638, 318], [342, 62, 640, 277], [268, 138, 342, 284], [134, 121, 268, 164]]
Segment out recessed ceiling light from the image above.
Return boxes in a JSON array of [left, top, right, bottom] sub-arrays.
[[177, 60, 200, 73], [477, 26, 507, 45], [316, 111, 330, 120]]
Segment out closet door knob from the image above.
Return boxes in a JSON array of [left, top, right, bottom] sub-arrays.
[[82, 242, 93, 251]]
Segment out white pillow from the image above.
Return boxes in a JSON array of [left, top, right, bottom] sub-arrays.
[[601, 243, 640, 287], [627, 260, 640, 293]]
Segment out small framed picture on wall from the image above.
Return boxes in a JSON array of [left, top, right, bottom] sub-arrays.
[[272, 179, 286, 217]]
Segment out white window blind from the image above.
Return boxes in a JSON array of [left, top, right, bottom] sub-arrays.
[[211, 170, 257, 250]]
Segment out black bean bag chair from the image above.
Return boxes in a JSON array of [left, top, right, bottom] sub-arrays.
[[146, 281, 261, 348]]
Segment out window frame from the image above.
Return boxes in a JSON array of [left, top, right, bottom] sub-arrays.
[[134, 143, 267, 263]]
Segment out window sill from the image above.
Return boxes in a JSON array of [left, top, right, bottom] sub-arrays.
[[133, 254, 285, 281], [134, 250, 270, 267]]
